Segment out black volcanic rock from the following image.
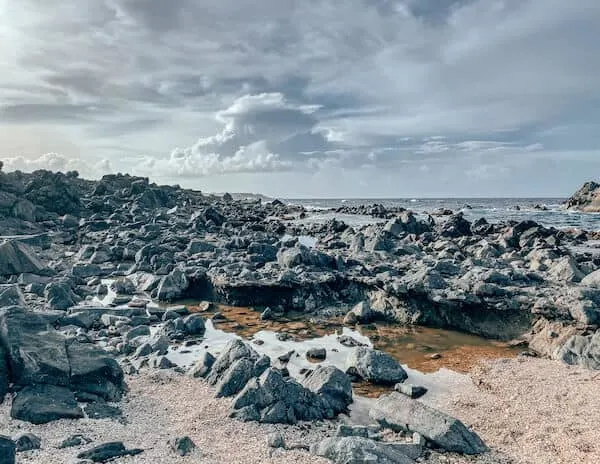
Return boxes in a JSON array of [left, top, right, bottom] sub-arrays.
[[565, 181, 600, 212]]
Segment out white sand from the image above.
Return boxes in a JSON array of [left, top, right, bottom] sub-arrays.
[[437, 357, 600, 464], [0, 371, 331, 464], [1, 357, 598, 464]]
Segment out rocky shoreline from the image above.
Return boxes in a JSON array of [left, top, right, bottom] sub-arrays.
[[0, 168, 599, 463]]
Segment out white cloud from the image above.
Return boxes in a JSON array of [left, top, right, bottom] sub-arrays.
[[137, 92, 327, 177], [2, 153, 111, 177], [0, 0, 599, 195]]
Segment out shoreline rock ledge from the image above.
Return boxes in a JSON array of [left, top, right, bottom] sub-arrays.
[[565, 181, 600, 212]]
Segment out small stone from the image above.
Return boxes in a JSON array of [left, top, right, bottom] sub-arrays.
[[306, 347, 326, 360], [394, 383, 428, 399], [14, 433, 41, 452], [189, 351, 215, 378], [58, 434, 93, 449], [429, 353, 442, 360], [276, 333, 293, 342], [169, 436, 196, 456], [84, 402, 122, 420], [337, 335, 367, 347], [151, 356, 176, 369], [260, 307, 274, 320], [266, 432, 286, 449], [278, 350, 295, 363]]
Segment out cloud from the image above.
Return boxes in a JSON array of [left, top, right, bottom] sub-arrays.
[[2, 153, 112, 178], [139, 93, 330, 177], [0, 0, 599, 195]]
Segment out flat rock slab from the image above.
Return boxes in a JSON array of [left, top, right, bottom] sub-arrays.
[[370, 392, 488, 455], [312, 437, 415, 464], [11, 384, 84, 424], [77, 442, 143, 462]]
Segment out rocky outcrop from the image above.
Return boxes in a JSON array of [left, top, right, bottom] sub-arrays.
[[0, 307, 125, 423], [203, 340, 352, 424], [370, 392, 488, 455], [231, 367, 352, 424], [565, 181, 600, 212]]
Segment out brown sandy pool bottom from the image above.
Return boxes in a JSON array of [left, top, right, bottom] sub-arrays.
[[161, 303, 521, 399]]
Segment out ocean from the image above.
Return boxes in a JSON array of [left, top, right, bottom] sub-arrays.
[[286, 198, 600, 231]]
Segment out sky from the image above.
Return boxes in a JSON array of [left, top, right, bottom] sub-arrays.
[[1, 0, 599, 198]]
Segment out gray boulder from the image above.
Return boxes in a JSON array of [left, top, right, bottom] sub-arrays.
[[556, 332, 600, 370], [0, 285, 24, 308], [66, 341, 125, 401], [344, 300, 374, 324], [0, 307, 125, 404], [301, 366, 352, 415], [207, 339, 258, 386], [183, 314, 206, 336], [0, 307, 71, 387], [71, 263, 103, 279], [44, 281, 78, 310], [233, 369, 326, 424], [312, 437, 415, 464], [548, 256, 584, 283], [215, 358, 256, 398], [0, 241, 46, 276], [77, 442, 143, 462], [186, 240, 216, 254], [370, 392, 488, 455], [189, 351, 215, 378], [11, 384, 84, 424], [346, 347, 408, 385], [0, 435, 15, 464], [156, 268, 189, 301]]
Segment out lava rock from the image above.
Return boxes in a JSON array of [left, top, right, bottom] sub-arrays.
[[370, 392, 488, 455], [11, 384, 84, 424], [306, 347, 327, 360], [0, 435, 16, 464], [14, 433, 41, 452], [169, 436, 196, 456], [312, 436, 414, 464], [345, 347, 408, 385], [58, 434, 93, 449], [77, 442, 143, 462]]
